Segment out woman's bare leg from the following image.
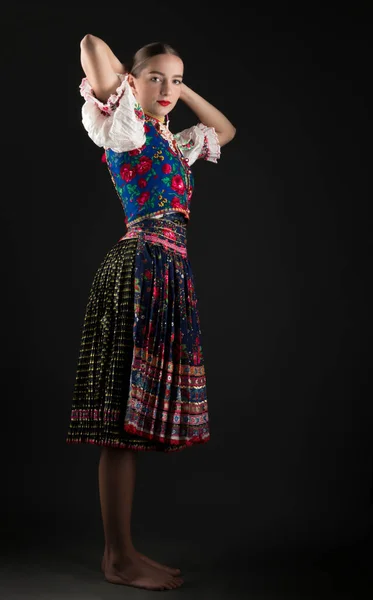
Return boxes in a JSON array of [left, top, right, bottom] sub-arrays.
[[98, 447, 183, 590], [100, 445, 181, 576], [98, 447, 137, 556]]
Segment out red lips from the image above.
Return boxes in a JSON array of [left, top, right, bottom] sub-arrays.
[[157, 101, 171, 106]]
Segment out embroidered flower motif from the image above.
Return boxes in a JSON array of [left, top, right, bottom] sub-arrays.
[[104, 117, 198, 224], [136, 156, 153, 174], [198, 135, 210, 161], [171, 196, 183, 209], [120, 164, 137, 182], [193, 336, 202, 365], [129, 144, 146, 156], [162, 163, 172, 174], [162, 228, 177, 240], [134, 106, 145, 120], [138, 178, 147, 189], [138, 191, 150, 206], [171, 175, 185, 194]]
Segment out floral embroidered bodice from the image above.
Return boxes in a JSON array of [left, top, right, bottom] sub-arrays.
[[79, 73, 221, 226]]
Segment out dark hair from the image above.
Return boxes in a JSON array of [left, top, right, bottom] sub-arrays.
[[129, 42, 182, 77]]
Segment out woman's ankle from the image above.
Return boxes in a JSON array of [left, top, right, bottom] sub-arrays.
[[106, 544, 137, 563]]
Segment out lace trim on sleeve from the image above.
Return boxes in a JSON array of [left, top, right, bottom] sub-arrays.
[[79, 73, 127, 116], [79, 74, 146, 152], [174, 123, 221, 166], [195, 123, 221, 163]]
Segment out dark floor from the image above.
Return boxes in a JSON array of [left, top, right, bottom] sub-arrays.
[[1, 521, 372, 599]]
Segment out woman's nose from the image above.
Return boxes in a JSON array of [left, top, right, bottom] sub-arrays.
[[161, 82, 171, 95]]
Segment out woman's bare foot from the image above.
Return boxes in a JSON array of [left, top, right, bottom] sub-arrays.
[[104, 552, 184, 590], [136, 552, 182, 576], [101, 549, 182, 576]]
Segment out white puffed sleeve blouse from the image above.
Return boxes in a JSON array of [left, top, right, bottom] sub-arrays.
[[79, 73, 221, 165]]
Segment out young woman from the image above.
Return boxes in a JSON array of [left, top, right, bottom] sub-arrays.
[[66, 34, 236, 591]]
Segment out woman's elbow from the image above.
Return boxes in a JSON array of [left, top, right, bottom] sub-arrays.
[[80, 34, 98, 49], [217, 127, 236, 147], [224, 124, 236, 140]]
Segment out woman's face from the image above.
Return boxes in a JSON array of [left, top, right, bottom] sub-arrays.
[[128, 53, 184, 118]]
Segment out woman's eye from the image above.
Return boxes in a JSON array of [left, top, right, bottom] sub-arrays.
[[150, 77, 182, 84]]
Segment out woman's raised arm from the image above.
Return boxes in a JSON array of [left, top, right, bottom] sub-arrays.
[[179, 84, 236, 148], [80, 34, 127, 103]]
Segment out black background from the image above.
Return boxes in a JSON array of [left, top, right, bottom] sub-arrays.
[[1, 3, 372, 597]]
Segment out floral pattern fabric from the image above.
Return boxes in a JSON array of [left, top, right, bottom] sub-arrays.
[[79, 73, 221, 225], [66, 73, 220, 451]]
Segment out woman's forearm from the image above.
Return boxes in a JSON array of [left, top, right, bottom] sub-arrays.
[[180, 84, 236, 143], [81, 34, 127, 74]]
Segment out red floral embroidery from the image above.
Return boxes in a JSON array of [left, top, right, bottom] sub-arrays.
[[138, 178, 147, 189], [104, 116, 195, 224], [198, 135, 209, 160], [162, 228, 177, 240], [134, 108, 144, 120], [120, 164, 137, 182], [171, 175, 185, 194], [138, 191, 150, 206], [136, 156, 153, 174], [171, 196, 183, 209], [129, 144, 146, 156], [193, 336, 202, 365]]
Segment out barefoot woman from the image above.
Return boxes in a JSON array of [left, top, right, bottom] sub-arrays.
[[66, 33, 236, 591]]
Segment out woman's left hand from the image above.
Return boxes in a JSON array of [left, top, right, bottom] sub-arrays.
[[179, 82, 190, 102]]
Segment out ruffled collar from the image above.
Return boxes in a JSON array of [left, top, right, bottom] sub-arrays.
[[144, 112, 170, 129]]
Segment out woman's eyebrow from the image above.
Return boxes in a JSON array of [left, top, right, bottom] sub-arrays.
[[148, 70, 183, 78]]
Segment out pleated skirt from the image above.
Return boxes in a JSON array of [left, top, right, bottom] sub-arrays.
[[66, 213, 210, 452]]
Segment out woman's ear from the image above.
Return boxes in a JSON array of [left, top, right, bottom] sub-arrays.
[[127, 74, 137, 95]]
